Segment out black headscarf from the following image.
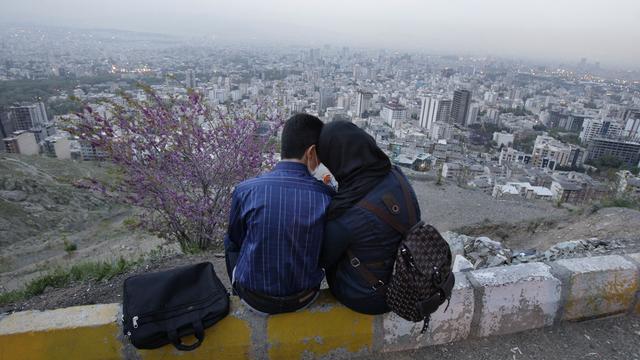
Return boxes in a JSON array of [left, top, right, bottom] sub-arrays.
[[318, 121, 391, 220]]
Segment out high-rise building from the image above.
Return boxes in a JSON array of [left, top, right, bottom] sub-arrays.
[[418, 96, 434, 129], [466, 103, 480, 125], [579, 118, 624, 143], [230, 89, 242, 102], [623, 108, 640, 121], [336, 94, 350, 110], [624, 109, 640, 140], [436, 99, 452, 123], [0, 109, 13, 151], [450, 89, 472, 126], [353, 64, 361, 81], [564, 113, 590, 133], [7, 102, 51, 143], [318, 87, 334, 113], [418, 95, 451, 130], [8, 102, 47, 131], [381, 101, 406, 129], [586, 137, 640, 167], [185, 69, 196, 88], [355, 90, 373, 117], [214, 89, 226, 103], [484, 91, 498, 105], [290, 100, 306, 114], [531, 135, 582, 170]]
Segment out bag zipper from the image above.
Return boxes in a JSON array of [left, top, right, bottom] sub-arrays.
[[125, 291, 219, 323], [128, 293, 223, 330]]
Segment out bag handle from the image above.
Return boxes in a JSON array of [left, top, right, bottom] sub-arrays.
[[168, 321, 205, 351]]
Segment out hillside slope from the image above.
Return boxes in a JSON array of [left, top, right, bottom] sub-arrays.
[[0, 155, 163, 291]]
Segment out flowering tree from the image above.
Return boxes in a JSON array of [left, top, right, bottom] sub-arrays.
[[67, 86, 283, 251]]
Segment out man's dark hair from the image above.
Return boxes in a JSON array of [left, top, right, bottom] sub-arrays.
[[281, 113, 323, 159]]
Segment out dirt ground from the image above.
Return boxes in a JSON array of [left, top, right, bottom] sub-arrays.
[[0, 208, 165, 292], [0, 154, 168, 293], [367, 315, 640, 360], [411, 180, 570, 233], [456, 207, 640, 253]]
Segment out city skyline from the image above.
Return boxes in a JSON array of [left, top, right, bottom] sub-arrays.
[[1, 0, 639, 70]]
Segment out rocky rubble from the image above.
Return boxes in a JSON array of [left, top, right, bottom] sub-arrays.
[[538, 238, 625, 261], [443, 231, 626, 270]]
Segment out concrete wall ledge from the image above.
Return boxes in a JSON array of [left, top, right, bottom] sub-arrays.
[[1, 253, 639, 360]]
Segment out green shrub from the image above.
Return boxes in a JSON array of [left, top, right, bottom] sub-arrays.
[[63, 239, 77, 253], [122, 216, 140, 229], [0, 257, 137, 306], [0, 290, 26, 305], [24, 268, 71, 297]]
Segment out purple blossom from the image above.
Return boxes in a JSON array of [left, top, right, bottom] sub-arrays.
[[67, 86, 284, 251]]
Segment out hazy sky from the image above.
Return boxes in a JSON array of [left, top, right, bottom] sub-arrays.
[[2, 0, 639, 68]]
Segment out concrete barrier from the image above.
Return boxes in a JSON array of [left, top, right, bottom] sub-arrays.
[[625, 253, 640, 315], [381, 272, 474, 352], [264, 293, 374, 359], [137, 297, 254, 360], [466, 262, 561, 337], [1, 253, 639, 360], [0, 304, 121, 360], [555, 255, 639, 320]]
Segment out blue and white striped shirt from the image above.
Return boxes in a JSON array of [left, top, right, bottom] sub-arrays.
[[224, 161, 334, 296]]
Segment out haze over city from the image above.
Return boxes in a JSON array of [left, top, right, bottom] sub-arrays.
[[1, 0, 639, 69], [2, 1, 640, 358]]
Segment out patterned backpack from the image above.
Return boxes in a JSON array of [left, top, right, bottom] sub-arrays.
[[351, 168, 455, 333]]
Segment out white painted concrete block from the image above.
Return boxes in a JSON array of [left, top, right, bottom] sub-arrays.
[[468, 262, 561, 337], [453, 255, 474, 272], [556, 255, 639, 320], [381, 272, 474, 352], [442, 232, 467, 257]]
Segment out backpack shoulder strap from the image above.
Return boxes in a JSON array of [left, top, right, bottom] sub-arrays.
[[356, 168, 418, 235], [391, 168, 417, 225], [348, 168, 420, 293], [358, 199, 409, 235], [347, 249, 386, 294]]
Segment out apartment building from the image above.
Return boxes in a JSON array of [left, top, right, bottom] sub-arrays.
[[585, 137, 640, 167], [531, 135, 576, 170], [3, 130, 39, 155]]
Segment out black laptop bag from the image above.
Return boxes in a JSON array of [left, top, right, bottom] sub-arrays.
[[122, 262, 229, 351]]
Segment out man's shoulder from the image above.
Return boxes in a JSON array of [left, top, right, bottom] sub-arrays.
[[299, 179, 335, 199], [234, 175, 265, 194], [235, 172, 334, 197]]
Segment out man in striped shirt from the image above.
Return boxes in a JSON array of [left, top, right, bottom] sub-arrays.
[[224, 114, 333, 314]]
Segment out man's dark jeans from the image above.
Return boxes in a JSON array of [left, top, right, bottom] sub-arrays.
[[224, 248, 318, 315]]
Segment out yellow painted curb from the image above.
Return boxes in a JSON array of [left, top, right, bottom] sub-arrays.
[[139, 298, 252, 360], [267, 292, 374, 359], [0, 304, 121, 360]]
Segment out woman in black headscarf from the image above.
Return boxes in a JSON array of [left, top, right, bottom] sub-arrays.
[[318, 121, 421, 315]]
